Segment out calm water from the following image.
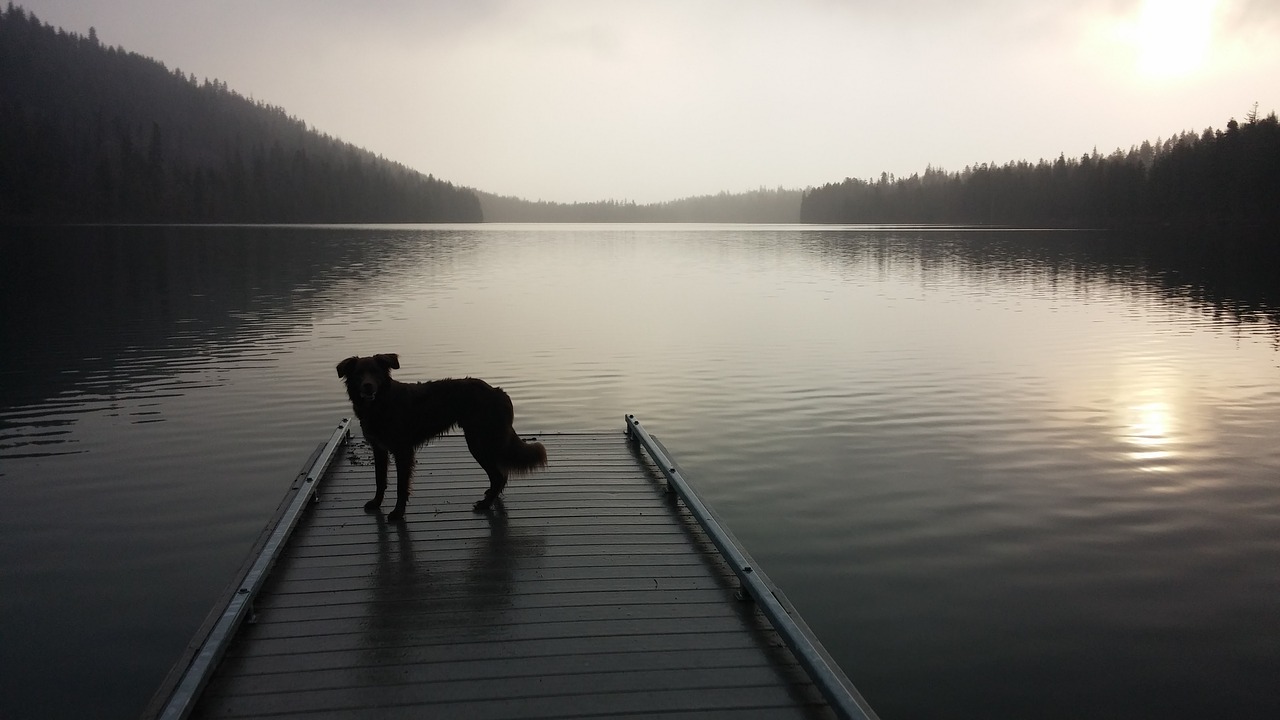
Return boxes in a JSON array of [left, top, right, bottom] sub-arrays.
[[1, 224, 1278, 719]]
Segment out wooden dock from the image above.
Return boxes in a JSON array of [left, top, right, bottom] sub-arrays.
[[148, 417, 877, 720]]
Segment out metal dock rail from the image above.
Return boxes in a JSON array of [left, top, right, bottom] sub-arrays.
[[146, 416, 878, 720]]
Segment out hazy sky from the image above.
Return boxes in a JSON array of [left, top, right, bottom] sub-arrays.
[[19, 0, 1280, 203]]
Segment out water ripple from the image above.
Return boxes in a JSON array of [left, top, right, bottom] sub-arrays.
[[1, 225, 1278, 720]]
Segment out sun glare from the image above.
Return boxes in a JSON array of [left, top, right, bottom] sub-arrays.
[[1122, 400, 1177, 472], [1129, 402, 1171, 448], [1130, 0, 1217, 79]]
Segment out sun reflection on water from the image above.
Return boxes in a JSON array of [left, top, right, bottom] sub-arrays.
[[1125, 400, 1175, 471]]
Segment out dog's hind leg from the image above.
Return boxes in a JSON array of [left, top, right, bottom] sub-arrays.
[[466, 431, 508, 511], [388, 449, 415, 522], [472, 463, 508, 512], [365, 444, 389, 513]]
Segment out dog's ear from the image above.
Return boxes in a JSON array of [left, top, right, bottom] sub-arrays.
[[375, 353, 400, 370], [336, 356, 357, 378]]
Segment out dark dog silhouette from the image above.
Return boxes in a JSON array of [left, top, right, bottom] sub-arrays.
[[336, 354, 547, 520]]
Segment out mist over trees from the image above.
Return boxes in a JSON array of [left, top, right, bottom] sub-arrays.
[[478, 186, 802, 223], [0, 5, 481, 223], [802, 110, 1280, 228], [5, 4, 1276, 230]]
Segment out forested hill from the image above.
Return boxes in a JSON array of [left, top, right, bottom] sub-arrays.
[[801, 110, 1280, 228], [477, 186, 802, 223], [0, 6, 481, 223]]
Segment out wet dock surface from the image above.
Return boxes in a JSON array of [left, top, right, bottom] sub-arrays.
[[167, 429, 860, 719]]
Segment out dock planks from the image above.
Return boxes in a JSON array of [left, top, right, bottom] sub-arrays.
[[174, 429, 867, 719]]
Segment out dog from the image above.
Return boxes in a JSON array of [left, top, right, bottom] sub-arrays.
[[336, 353, 547, 520]]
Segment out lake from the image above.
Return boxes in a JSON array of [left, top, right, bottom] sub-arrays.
[[1, 224, 1277, 719]]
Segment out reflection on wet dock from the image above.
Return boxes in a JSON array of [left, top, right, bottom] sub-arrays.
[[149, 419, 876, 719]]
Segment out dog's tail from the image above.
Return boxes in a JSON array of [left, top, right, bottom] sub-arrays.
[[500, 430, 548, 473]]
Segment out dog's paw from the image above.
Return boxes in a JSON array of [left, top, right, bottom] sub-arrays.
[[472, 497, 494, 513], [363, 499, 382, 514], [388, 506, 406, 522]]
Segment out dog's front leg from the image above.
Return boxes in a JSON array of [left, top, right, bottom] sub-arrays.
[[365, 444, 389, 512], [388, 449, 415, 522]]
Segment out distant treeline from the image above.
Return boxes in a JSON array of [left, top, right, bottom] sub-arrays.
[[802, 110, 1280, 227], [0, 6, 481, 223], [478, 186, 802, 223]]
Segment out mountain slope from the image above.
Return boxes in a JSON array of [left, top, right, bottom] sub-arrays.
[[0, 6, 481, 223]]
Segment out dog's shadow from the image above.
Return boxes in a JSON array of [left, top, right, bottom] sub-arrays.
[[359, 501, 547, 670]]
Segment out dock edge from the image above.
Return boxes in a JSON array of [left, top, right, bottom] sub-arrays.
[[146, 418, 352, 720], [624, 414, 879, 720]]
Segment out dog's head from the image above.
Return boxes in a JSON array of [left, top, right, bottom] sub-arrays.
[[336, 353, 400, 404]]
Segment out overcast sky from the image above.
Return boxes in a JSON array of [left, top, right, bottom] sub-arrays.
[[18, 0, 1280, 203]]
